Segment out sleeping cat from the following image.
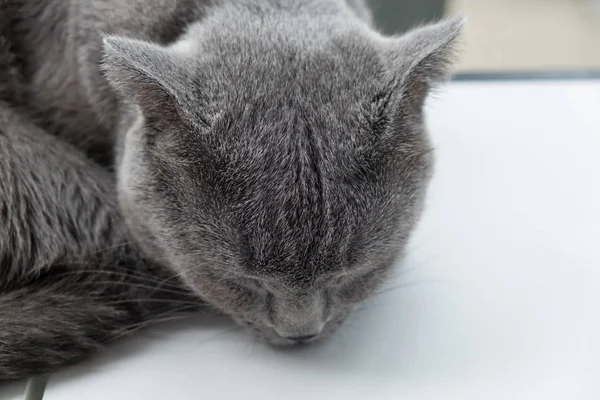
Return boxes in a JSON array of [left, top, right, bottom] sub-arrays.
[[0, 0, 462, 380]]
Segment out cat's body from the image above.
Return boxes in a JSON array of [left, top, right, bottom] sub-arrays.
[[4, 0, 207, 165], [6, 0, 371, 165], [0, 97, 202, 379], [0, 0, 462, 381]]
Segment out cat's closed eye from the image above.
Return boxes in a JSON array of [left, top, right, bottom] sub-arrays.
[[335, 268, 387, 303]]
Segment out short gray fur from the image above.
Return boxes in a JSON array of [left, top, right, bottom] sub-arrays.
[[0, 0, 463, 380]]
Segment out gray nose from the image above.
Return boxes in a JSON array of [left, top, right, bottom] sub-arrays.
[[271, 292, 327, 340], [274, 322, 325, 340], [275, 321, 325, 341], [285, 334, 318, 342]]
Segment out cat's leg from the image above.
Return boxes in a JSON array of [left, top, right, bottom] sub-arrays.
[[0, 103, 122, 284], [0, 105, 199, 381]]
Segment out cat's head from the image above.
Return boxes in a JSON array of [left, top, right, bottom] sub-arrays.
[[102, 13, 463, 345]]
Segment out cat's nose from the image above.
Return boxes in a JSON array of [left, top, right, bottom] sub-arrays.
[[271, 292, 327, 341], [285, 334, 318, 342], [274, 323, 324, 341]]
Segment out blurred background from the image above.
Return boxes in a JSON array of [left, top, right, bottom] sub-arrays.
[[370, 0, 600, 73]]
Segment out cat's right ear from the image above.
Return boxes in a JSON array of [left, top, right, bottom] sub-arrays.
[[383, 17, 465, 115], [101, 36, 192, 128]]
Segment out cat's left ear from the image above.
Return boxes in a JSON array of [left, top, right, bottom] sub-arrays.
[[384, 17, 465, 113], [101, 36, 200, 128]]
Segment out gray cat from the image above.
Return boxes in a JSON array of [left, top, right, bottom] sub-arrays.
[[0, 0, 462, 381]]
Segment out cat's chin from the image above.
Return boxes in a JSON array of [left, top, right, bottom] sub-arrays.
[[230, 312, 349, 347]]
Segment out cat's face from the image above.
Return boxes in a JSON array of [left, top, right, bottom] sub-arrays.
[[104, 15, 462, 345]]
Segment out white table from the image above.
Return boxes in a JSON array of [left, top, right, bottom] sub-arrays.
[[4, 79, 600, 400], [0, 382, 26, 400]]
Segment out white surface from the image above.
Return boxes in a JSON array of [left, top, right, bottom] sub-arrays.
[[44, 80, 600, 399], [0, 380, 26, 400]]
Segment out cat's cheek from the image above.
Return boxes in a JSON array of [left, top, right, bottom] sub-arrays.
[[337, 286, 370, 305], [320, 307, 353, 339]]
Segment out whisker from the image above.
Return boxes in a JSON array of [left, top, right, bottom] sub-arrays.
[[204, 271, 232, 298], [57, 280, 195, 298], [48, 269, 188, 290], [102, 298, 202, 308], [155, 262, 208, 286], [375, 279, 447, 296], [73, 241, 137, 258], [110, 308, 193, 340]]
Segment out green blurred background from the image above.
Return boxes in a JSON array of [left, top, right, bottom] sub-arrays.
[[368, 0, 600, 73], [370, 0, 445, 35]]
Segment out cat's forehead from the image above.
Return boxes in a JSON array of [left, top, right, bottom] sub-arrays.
[[196, 33, 385, 107]]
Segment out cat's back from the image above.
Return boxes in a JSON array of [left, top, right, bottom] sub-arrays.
[[4, 0, 105, 159], [5, 0, 208, 165]]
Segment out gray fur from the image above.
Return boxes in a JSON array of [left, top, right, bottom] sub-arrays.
[[0, 99, 200, 381], [0, 0, 463, 380]]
